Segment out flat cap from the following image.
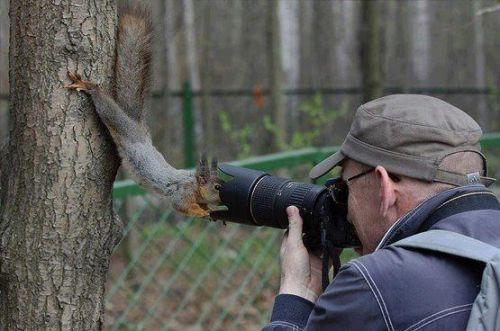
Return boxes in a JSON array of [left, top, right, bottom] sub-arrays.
[[310, 94, 495, 186]]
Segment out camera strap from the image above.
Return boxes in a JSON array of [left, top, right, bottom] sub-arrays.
[[321, 221, 341, 291]]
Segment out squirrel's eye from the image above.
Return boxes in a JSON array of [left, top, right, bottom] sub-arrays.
[[214, 184, 221, 191]]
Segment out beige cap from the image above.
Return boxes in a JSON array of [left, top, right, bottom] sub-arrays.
[[309, 94, 495, 186]]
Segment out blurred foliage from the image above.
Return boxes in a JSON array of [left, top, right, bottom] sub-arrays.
[[220, 93, 351, 159], [218, 111, 255, 159], [288, 93, 350, 150]]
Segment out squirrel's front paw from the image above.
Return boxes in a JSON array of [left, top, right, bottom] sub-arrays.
[[176, 202, 210, 218], [66, 71, 95, 92]]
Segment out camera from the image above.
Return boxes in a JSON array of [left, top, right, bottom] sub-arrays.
[[209, 164, 361, 250]]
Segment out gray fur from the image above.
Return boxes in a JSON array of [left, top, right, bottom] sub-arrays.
[[89, 89, 149, 143], [116, 2, 152, 122], [89, 89, 196, 207], [68, 3, 220, 216], [120, 142, 195, 205]]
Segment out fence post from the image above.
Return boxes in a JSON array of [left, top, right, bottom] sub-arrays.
[[183, 81, 195, 168]]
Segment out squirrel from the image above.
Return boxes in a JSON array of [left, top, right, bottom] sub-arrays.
[[67, 2, 222, 218]]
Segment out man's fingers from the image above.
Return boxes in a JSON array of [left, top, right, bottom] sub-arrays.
[[286, 206, 303, 244]]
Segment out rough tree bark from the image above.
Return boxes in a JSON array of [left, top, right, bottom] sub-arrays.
[[0, 1, 121, 329], [0, 0, 9, 142]]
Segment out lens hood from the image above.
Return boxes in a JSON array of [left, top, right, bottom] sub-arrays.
[[209, 164, 269, 226]]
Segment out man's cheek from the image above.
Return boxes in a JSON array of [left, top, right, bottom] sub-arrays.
[[346, 214, 353, 224], [347, 206, 360, 228]]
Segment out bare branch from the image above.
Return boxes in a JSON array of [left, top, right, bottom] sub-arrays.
[[475, 4, 500, 16]]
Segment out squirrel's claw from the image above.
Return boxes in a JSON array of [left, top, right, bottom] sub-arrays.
[[66, 71, 94, 92], [66, 84, 86, 92], [67, 71, 81, 82]]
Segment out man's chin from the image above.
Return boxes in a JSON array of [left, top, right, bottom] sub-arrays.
[[354, 246, 363, 255]]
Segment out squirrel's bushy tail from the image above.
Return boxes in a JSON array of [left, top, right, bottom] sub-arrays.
[[116, 1, 153, 122]]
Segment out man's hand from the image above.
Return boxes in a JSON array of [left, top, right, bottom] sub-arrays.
[[279, 206, 323, 303]]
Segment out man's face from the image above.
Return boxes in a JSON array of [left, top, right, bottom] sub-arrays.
[[341, 160, 388, 255]]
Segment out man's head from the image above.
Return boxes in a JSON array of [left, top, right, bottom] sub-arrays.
[[310, 94, 494, 254]]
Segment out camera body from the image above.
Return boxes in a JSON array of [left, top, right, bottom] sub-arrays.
[[210, 164, 361, 249]]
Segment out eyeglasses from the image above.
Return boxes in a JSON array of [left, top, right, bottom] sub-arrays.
[[326, 168, 374, 205], [327, 168, 401, 205], [345, 168, 375, 184]]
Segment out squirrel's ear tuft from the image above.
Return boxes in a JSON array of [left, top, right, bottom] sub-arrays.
[[196, 153, 209, 184], [211, 157, 218, 177]]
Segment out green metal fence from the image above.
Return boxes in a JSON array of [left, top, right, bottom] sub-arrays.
[[144, 82, 500, 177], [105, 133, 500, 330]]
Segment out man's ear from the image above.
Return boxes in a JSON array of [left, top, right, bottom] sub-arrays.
[[375, 166, 396, 218]]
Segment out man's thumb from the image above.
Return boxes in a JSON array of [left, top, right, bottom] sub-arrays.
[[286, 206, 303, 242]]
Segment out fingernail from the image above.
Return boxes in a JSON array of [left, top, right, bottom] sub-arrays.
[[286, 206, 297, 217]]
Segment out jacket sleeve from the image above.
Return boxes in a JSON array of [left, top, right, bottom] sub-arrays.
[[261, 294, 315, 331], [262, 262, 386, 331]]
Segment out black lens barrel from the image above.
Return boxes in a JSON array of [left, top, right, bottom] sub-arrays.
[[214, 164, 360, 249], [250, 176, 288, 227], [251, 175, 327, 229], [215, 164, 268, 226]]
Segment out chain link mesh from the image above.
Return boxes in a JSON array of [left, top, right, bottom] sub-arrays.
[[104, 192, 282, 330]]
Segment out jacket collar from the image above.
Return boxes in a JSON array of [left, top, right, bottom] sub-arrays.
[[375, 184, 495, 250]]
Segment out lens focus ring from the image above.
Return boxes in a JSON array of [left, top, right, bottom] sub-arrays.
[[288, 184, 312, 209], [251, 176, 289, 227]]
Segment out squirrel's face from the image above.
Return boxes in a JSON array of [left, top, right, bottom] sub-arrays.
[[195, 156, 223, 205], [198, 177, 223, 205]]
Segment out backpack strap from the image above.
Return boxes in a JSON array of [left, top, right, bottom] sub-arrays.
[[392, 229, 500, 263], [395, 230, 500, 331]]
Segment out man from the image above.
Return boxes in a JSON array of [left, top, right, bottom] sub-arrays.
[[262, 94, 499, 330]]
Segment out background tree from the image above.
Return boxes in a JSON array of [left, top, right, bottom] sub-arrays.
[[268, 0, 286, 150], [0, 0, 8, 141], [473, 0, 488, 130], [279, 0, 300, 123], [409, 0, 431, 85], [0, 1, 121, 329], [359, 0, 383, 102]]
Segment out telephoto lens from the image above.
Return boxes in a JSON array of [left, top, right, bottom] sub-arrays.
[[250, 175, 326, 232], [209, 164, 360, 249]]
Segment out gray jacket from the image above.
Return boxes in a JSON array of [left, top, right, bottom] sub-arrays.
[[262, 185, 500, 331]]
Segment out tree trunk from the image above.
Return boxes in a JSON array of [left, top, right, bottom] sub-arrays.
[[333, 0, 356, 85], [0, 1, 120, 329], [279, 0, 300, 124], [472, 0, 488, 130], [359, 0, 383, 102], [183, 0, 201, 92], [268, 0, 285, 151], [182, 0, 203, 153], [163, 0, 183, 162], [409, 0, 430, 85], [200, 1, 213, 151], [0, 0, 9, 143]]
